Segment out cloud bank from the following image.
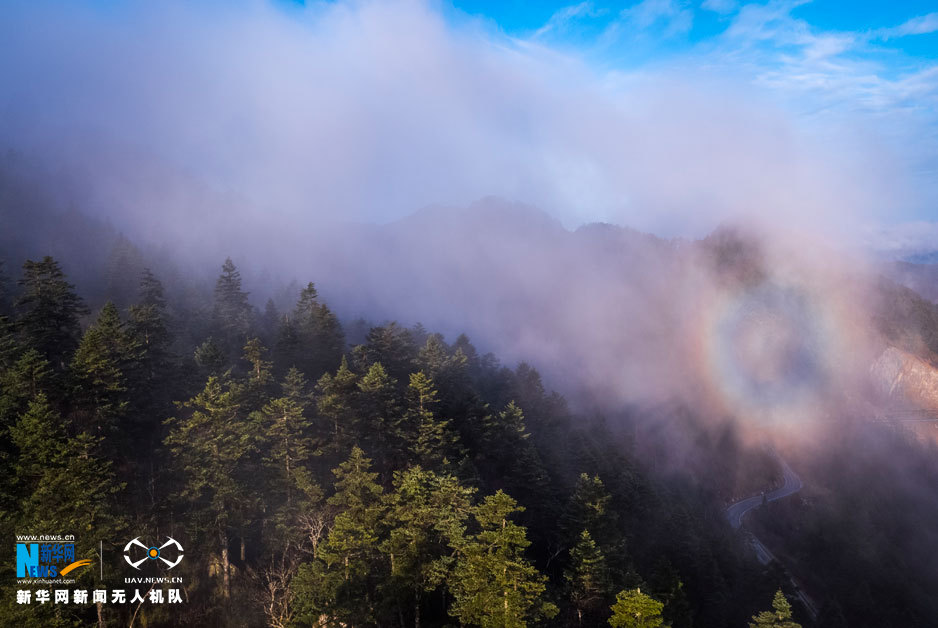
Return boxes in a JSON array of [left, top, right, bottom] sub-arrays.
[[0, 0, 915, 253]]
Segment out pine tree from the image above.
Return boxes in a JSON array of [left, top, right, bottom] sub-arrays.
[[127, 268, 172, 379], [356, 362, 400, 469], [6, 392, 122, 627], [213, 258, 253, 356], [15, 256, 89, 369], [564, 473, 627, 572], [480, 401, 530, 460], [10, 393, 120, 535], [447, 490, 558, 627], [565, 529, 611, 626], [261, 368, 318, 519], [609, 589, 666, 628], [164, 375, 259, 601], [125, 269, 176, 449], [69, 302, 137, 441], [0, 313, 17, 372], [318, 447, 386, 624], [749, 590, 801, 628], [353, 323, 417, 380], [194, 337, 226, 376], [0, 349, 52, 426], [315, 357, 359, 453], [284, 282, 345, 380], [417, 334, 450, 377], [453, 333, 481, 373], [406, 371, 461, 472], [648, 559, 692, 628], [241, 337, 274, 410], [417, 334, 470, 414], [380, 467, 476, 628]]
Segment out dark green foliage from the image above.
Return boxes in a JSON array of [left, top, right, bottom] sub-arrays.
[[380, 467, 475, 626], [0, 249, 849, 627], [69, 302, 138, 443], [127, 268, 173, 377], [353, 322, 417, 380], [260, 367, 319, 523], [749, 423, 938, 628], [447, 491, 558, 627], [213, 258, 254, 356], [194, 336, 226, 375], [565, 529, 612, 625], [648, 559, 692, 628], [315, 356, 360, 454], [749, 590, 800, 628], [609, 588, 666, 628], [316, 446, 386, 624], [164, 375, 260, 601], [277, 282, 345, 380], [15, 256, 89, 369], [405, 371, 462, 473], [10, 392, 121, 534]]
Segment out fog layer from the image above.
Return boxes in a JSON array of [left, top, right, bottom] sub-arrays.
[[0, 0, 905, 247]]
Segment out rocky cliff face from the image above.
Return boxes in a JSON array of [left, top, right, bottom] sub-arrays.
[[870, 346, 938, 411]]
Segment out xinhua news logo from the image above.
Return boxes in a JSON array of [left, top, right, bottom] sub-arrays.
[[16, 535, 92, 579]]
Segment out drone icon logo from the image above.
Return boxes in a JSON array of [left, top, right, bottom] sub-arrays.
[[123, 537, 184, 570]]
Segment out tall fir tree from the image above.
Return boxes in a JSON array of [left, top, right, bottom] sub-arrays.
[[11, 392, 121, 535], [406, 371, 461, 473], [261, 367, 320, 527], [380, 467, 475, 628], [353, 323, 417, 381], [315, 357, 360, 454], [609, 589, 667, 628], [447, 490, 558, 627], [164, 375, 260, 602], [69, 302, 138, 446], [563, 473, 628, 585], [16, 256, 89, 370], [213, 258, 253, 357], [749, 590, 801, 628], [318, 447, 386, 624], [241, 337, 274, 411], [565, 529, 612, 626], [127, 268, 173, 381], [356, 361, 400, 470], [287, 282, 345, 380], [194, 336, 226, 376]]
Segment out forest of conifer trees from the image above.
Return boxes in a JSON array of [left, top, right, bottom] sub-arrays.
[[0, 254, 800, 627]]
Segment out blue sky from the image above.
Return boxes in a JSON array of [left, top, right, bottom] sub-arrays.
[[443, 0, 938, 230], [451, 0, 938, 60]]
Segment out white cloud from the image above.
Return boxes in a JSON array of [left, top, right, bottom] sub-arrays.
[[533, 2, 605, 39], [620, 0, 694, 35], [700, 0, 738, 15], [0, 0, 927, 248], [876, 12, 938, 40]]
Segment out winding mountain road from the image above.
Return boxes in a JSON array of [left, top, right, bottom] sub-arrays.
[[725, 456, 803, 530], [725, 454, 817, 620]]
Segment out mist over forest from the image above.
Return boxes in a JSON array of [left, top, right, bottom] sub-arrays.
[[3, 1, 938, 628]]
